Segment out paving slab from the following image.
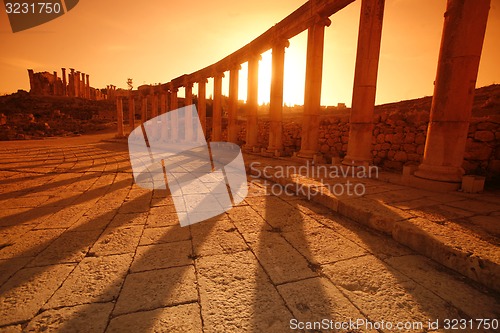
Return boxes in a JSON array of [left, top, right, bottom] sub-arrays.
[[25, 303, 114, 333], [106, 303, 203, 333], [0, 264, 75, 326], [0, 135, 498, 332]]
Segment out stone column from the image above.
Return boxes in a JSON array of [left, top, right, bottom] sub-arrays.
[[61, 68, 67, 96], [75, 71, 81, 97], [116, 97, 124, 137], [52, 71, 58, 95], [86, 74, 90, 99], [228, 65, 241, 144], [128, 94, 135, 130], [184, 82, 194, 142], [245, 54, 260, 150], [69, 68, 75, 97], [170, 86, 179, 141], [81, 73, 86, 98], [198, 79, 208, 138], [415, 0, 491, 183], [343, 0, 385, 166], [297, 18, 331, 159], [151, 90, 158, 119], [141, 94, 148, 124], [212, 73, 224, 141], [268, 40, 289, 154], [160, 92, 167, 114]]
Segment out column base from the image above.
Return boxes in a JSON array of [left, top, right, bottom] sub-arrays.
[[407, 175, 461, 192], [414, 163, 464, 183], [342, 154, 371, 167], [263, 146, 285, 157], [291, 152, 325, 164], [242, 145, 260, 153]]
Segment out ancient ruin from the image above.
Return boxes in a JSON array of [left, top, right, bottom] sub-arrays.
[[116, 0, 496, 189], [28, 68, 111, 100]]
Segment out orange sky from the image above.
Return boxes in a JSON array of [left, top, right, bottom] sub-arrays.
[[1, 0, 499, 106]]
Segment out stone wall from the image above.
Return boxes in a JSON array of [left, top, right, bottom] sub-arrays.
[[233, 85, 500, 180]]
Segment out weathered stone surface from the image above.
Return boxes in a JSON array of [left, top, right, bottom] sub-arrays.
[[131, 240, 192, 272], [145, 208, 178, 228], [0, 325, 22, 333], [108, 212, 148, 227], [139, 225, 191, 245], [113, 266, 197, 315], [278, 277, 376, 332], [88, 226, 143, 256], [0, 229, 64, 260], [25, 303, 114, 333], [44, 254, 133, 309], [107, 303, 203, 333], [385, 255, 500, 320], [474, 130, 495, 142], [323, 255, 462, 329], [243, 231, 316, 284], [0, 264, 74, 326], [282, 224, 366, 265], [191, 217, 247, 257], [28, 230, 100, 266], [197, 251, 292, 332]]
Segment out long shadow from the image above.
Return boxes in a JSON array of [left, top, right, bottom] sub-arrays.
[[52, 196, 218, 332], [248, 186, 341, 332], [0, 176, 131, 228], [0, 157, 130, 200], [0, 180, 137, 298], [295, 176, 500, 329]]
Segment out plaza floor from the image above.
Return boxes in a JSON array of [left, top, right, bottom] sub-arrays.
[[0, 133, 498, 332]]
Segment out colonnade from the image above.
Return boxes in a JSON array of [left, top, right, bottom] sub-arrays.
[[117, 0, 491, 187]]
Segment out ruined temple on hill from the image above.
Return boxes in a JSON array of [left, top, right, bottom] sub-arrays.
[[27, 68, 114, 101]]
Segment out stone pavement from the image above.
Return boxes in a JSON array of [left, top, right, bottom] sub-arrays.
[[244, 154, 500, 294], [0, 133, 498, 332]]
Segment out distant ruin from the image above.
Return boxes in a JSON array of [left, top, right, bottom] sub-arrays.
[[27, 68, 114, 101]]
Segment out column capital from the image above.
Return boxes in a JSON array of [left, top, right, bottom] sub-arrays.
[[230, 63, 242, 71], [314, 16, 331, 28], [212, 71, 225, 79], [273, 39, 290, 49], [248, 53, 262, 62]]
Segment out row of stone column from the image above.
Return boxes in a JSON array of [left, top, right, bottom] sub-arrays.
[[117, 0, 490, 186], [64, 68, 91, 98]]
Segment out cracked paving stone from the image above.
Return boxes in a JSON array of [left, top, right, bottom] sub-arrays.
[[0, 229, 65, 260], [44, 254, 133, 309], [88, 226, 143, 256], [139, 225, 191, 245], [282, 225, 366, 265], [25, 303, 114, 333], [108, 212, 148, 228], [113, 265, 197, 316], [27, 230, 101, 267], [0, 264, 75, 326], [190, 217, 248, 257], [278, 277, 376, 332], [106, 303, 202, 333], [243, 231, 316, 285], [196, 251, 292, 333], [322, 255, 463, 329], [131, 240, 192, 272], [385, 255, 500, 320]]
